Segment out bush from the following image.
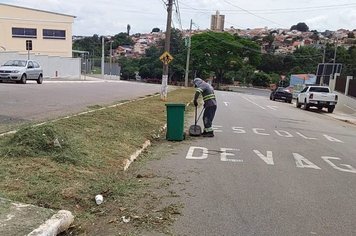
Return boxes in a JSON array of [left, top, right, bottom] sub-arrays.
[[251, 72, 271, 87]]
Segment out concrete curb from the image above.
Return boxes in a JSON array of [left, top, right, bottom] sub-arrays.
[[27, 210, 74, 236], [326, 112, 356, 125], [123, 140, 152, 171]]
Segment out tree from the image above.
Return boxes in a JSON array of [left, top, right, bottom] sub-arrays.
[[251, 72, 271, 87], [190, 32, 261, 86], [348, 32, 355, 38], [290, 22, 309, 32], [127, 24, 131, 36]]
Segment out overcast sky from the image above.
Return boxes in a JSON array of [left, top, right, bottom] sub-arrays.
[[3, 0, 356, 36]]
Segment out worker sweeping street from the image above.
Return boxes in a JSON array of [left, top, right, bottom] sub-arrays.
[[192, 78, 217, 137]]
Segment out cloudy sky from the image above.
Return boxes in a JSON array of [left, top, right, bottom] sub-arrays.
[[3, 0, 356, 36]]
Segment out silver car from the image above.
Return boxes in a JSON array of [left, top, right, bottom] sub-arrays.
[[0, 60, 43, 84]]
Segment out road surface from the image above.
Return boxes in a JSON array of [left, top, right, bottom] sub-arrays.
[[148, 88, 356, 235]]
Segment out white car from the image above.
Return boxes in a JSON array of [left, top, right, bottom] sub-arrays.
[[0, 60, 43, 84], [296, 86, 338, 113]]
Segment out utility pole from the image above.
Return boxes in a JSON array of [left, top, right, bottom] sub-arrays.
[[320, 45, 326, 85], [101, 36, 105, 79], [161, 0, 173, 101], [184, 19, 193, 87], [330, 39, 337, 83], [110, 40, 113, 78]]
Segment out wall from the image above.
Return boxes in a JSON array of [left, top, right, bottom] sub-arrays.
[[0, 4, 74, 57], [0, 51, 81, 79]]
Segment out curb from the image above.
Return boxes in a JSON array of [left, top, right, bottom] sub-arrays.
[[326, 113, 356, 125], [27, 210, 74, 236]]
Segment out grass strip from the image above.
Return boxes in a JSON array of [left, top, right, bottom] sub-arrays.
[[0, 88, 194, 229]]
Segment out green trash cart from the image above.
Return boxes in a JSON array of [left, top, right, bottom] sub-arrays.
[[165, 103, 185, 141]]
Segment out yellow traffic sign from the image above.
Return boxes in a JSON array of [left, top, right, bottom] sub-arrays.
[[159, 51, 174, 65]]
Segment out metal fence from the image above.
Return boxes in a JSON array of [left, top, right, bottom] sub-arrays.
[[349, 79, 356, 98], [335, 76, 346, 93]]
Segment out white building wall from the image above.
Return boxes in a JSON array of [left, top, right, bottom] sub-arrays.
[[0, 52, 80, 79]]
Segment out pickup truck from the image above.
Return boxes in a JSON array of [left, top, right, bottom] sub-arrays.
[[296, 86, 338, 113]]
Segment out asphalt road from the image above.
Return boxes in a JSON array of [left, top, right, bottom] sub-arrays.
[[148, 88, 356, 236], [0, 79, 161, 128]]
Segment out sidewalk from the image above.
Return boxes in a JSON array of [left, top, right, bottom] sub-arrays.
[[326, 111, 356, 125], [0, 198, 73, 236]]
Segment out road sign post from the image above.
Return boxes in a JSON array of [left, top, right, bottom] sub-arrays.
[[26, 40, 32, 60]]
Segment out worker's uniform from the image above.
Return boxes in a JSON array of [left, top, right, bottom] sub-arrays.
[[193, 78, 217, 137]]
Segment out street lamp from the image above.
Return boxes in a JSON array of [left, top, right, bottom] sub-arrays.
[[110, 40, 113, 78]]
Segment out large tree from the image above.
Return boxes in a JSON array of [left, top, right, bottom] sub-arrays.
[[190, 31, 261, 86], [290, 22, 309, 32]]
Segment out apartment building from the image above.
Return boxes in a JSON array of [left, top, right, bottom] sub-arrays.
[[210, 11, 225, 32], [0, 3, 75, 57]]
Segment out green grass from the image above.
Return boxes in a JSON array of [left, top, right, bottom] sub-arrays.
[[0, 88, 194, 233]]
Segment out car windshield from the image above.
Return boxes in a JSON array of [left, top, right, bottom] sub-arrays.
[[277, 88, 286, 92], [309, 87, 330, 93], [3, 60, 27, 67]]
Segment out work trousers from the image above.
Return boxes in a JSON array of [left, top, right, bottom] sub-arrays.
[[203, 105, 217, 132]]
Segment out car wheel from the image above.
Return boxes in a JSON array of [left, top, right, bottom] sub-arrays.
[[303, 99, 309, 110], [328, 105, 335, 113], [296, 99, 301, 108], [269, 95, 272, 100], [272, 95, 275, 101], [317, 106, 323, 110], [37, 74, 43, 84], [288, 100, 292, 103], [21, 74, 27, 84]]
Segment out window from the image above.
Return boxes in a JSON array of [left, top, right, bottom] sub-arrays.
[[43, 29, 66, 40], [301, 87, 308, 93], [28, 61, 34, 68], [309, 87, 330, 93], [12, 27, 37, 38], [33, 61, 40, 68]]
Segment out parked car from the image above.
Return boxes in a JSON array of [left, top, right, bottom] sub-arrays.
[[0, 60, 43, 84], [270, 87, 293, 103], [296, 86, 338, 113]]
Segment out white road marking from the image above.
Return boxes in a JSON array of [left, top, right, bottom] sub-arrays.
[[186, 146, 208, 160], [293, 153, 321, 170], [323, 134, 343, 143], [267, 105, 278, 110], [252, 128, 270, 136], [224, 102, 230, 106], [321, 156, 356, 174], [212, 125, 223, 132], [232, 127, 246, 134], [344, 104, 356, 112], [185, 147, 356, 175], [274, 130, 293, 138], [296, 132, 317, 140], [220, 148, 243, 162], [241, 96, 266, 110], [253, 150, 274, 165]]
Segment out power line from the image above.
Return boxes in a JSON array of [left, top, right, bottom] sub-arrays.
[[222, 0, 286, 28], [179, 3, 356, 14], [174, 0, 183, 31]]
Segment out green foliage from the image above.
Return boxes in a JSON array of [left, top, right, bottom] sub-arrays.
[[0, 125, 85, 164], [269, 73, 281, 84], [251, 72, 271, 87], [190, 31, 261, 86], [119, 57, 139, 80], [290, 22, 309, 32]]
